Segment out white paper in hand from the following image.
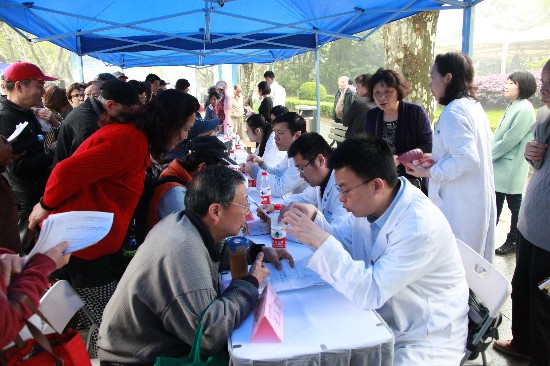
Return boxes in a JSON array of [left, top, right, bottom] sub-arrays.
[[261, 255, 327, 293], [25, 211, 114, 265]]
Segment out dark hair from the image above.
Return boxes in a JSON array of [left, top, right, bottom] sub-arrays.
[[145, 73, 161, 84], [179, 153, 221, 173], [127, 80, 148, 95], [434, 52, 477, 106], [269, 105, 288, 118], [258, 81, 271, 96], [246, 114, 272, 157], [44, 85, 70, 113], [185, 166, 244, 216], [175, 79, 190, 90], [368, 68, 410, 102], [264, 71, 275, 79], [66, 82, 85, 100], [348, 79, 354, 86], [208, 91, 220, 101], [355, 73, 372, 88], [143, 89, 200, 160], [272, 112, 307, 135], [1, 79, 31, 91], [288, 132, 332, 161], [328, 136, 398, 187], [508, 71, 537, 100]]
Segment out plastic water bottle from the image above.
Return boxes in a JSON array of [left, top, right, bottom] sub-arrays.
[[121, 218, 138, 258], [270, 204, 286, 248], [259, 171, 271, 204]]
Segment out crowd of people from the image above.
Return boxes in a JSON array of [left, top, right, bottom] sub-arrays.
[[0, 52, 548, 366]]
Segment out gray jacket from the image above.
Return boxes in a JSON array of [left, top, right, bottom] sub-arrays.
[[98, 211, 259, 364]]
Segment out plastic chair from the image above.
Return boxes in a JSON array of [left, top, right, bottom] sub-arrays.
[[20, 280, 98, 353], [456, 239, 511, 366]]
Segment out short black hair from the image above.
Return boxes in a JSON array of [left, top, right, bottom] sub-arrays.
[[368, 68, 410, 102], [508, 71, 537, 100], [328, 136, 398, 187], [264, 71, 275, 79], [145, 73, 161, 84], [288, 132, 332, 161], [258, 81, 271, 96], [269, 105, 288, 118], [434, 52, 477, 106], [127, 80, 147, 95], [185, 166, 244, 217], [272, 112, 307, 135], [175, 78, 190, 90], [355, 73, 372, 88]]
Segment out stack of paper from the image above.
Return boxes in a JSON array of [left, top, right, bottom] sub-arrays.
[[262, 255, 327, 293], [25, 211, 114, 264]]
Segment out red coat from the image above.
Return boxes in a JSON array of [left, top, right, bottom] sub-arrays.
[[42, 123, 150, 260], [0, 249, 55, 348]]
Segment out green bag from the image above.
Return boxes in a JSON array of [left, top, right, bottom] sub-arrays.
[[154, 301, 229, 366]]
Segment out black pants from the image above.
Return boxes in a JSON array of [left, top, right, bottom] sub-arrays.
[[495, 192, 522, 241], [511, 232, 550, 365]]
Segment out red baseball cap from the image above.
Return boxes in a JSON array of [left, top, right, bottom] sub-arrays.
[[1, 62, 58, 82]]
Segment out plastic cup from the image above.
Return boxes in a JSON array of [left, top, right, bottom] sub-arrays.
[[225, 236, 250, 280]]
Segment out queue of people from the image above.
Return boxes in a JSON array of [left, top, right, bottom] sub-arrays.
[[1, 53, 549, 366]]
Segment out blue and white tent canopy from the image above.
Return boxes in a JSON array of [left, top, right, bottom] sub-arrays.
[[0, 0, 482, 67]]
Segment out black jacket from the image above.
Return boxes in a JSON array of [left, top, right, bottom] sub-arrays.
[[342, 97, 371, 138], [0, 96, 52, 212], [54, 97, 103, 165], [332, 88, 355, 121]]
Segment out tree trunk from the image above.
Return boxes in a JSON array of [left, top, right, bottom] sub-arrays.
[[383, 11, 439, 121], [239, 63, 255, 107]]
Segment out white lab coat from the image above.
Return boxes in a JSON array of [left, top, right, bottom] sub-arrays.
[[256, 155, 308, 198], [284, 170, 351, 226], [261, 132, 287, 167], [309, 178, 469, 365], [429, 97, 496, 262]]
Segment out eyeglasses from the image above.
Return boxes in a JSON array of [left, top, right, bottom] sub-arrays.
[[230, 202, 250, 215], [70, 93, 85, 99], [296, 158, 315, 173], [336, 179, 373, 198]]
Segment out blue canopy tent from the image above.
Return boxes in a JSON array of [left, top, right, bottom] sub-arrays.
[[0, 0, 483, 128]]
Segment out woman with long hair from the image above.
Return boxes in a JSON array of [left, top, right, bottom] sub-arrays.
[[245, 114, 272, 157], [408, 52, 496, 262], [27, 82, 199, 356]]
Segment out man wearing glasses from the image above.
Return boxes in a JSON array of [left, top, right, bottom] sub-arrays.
[[66, 82, 86, 109], [282, 136, 469, 365]]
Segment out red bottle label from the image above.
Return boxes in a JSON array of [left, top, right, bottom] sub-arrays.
[[272, 237, 286, 248], [248, 179, 256, 187], [260, 195, 271, 204]]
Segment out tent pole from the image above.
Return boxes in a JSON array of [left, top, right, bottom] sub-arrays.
[[461, 1, 474, 56], [77, 34, 85, 82], [314, 34, 321, 134]]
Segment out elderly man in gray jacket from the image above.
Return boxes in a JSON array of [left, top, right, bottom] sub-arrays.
[[98, 167, 291, 365]]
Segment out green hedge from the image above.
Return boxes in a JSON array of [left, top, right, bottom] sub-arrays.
[[298, 82, 327, 100], [286, 97, 333, 118]]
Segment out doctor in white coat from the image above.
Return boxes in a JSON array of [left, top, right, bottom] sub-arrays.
[[408, 52, 496, 262], [262, 133, 350, 227], [245, 112, 308, 198], [283, 136, 469, 365]]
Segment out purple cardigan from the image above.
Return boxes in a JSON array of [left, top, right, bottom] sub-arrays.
[[364, 100, 432, 155]]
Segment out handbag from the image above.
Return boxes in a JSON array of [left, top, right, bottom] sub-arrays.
[[154, 301, 229, 366], [1, 294, 91, 366]]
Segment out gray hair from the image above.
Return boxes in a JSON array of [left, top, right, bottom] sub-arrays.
[[185, 166, 245, 216]]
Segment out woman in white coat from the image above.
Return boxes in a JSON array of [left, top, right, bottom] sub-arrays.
[[408, 52, 497, 262]]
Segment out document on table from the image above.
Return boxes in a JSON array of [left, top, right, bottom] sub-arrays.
[[262, 255, 327, 293], [25, 211, 114, 265]]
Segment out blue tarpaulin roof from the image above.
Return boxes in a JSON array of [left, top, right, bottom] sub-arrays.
[[0, 0, 482, 67]]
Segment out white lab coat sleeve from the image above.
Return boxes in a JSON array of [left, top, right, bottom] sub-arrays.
[[430, 105, 480, 182], [312, 210, 354, 254], [263, 157, 305, 197], [308, 224, 438, 310], [285, 186, 317, 205]]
